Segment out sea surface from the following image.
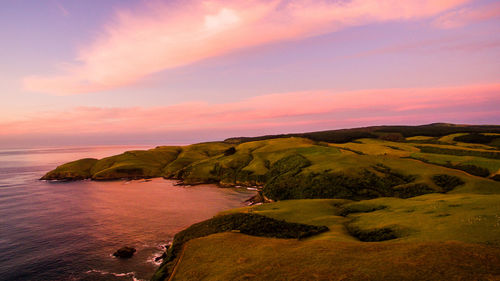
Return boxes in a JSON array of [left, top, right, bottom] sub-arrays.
[[0, 146, 255, 281]]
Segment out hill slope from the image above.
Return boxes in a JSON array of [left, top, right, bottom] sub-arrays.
[[39, 123, 500, 280], [42, 124, 500, 201], [152, 194, 500, 280]]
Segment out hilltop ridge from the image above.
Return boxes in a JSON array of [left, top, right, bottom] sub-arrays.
[[42, 123, 500, 202], [225, 123, 500, 143]]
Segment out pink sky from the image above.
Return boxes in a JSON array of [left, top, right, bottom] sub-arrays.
[[0, 0, 499, 147]]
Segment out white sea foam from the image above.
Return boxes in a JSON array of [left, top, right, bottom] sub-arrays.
[[85, 269, 146, 280], [146, 252, 164, 266], [146, 241, 172, 265]]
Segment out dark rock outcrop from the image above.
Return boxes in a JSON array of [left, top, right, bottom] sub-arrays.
[[244, 191, 272, 205], [155, 252, 167, 262], [113, 246, 136, 258]]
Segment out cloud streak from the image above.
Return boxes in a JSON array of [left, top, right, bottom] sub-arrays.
[[54, 0, 70, 17], [433, 1, 500, 29], [24, 0, 471, 95], [3, 84, 499, 141]]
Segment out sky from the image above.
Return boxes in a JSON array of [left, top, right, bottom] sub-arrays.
[[0, 0, 499, 148]]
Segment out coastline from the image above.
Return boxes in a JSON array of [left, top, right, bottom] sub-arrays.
[[37, 127, 500, 281]]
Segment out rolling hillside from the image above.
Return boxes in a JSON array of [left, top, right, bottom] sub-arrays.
[[41, 124, 500, 280], [42, 124, 500, 202]]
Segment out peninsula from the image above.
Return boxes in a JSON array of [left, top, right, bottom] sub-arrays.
[[42, 123, 500, 280]]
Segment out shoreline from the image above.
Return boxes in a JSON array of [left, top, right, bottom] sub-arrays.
[[42, 176, 268, 205]]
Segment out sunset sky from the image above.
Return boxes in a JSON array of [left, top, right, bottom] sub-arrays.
[[1, 0, 499, 148]]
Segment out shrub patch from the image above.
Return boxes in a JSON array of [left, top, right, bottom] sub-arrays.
[[431, 174, 465, 192], [345, 224, 399, 242]]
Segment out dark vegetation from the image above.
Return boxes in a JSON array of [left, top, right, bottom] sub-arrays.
[[226, 130, 376, 144], [378, 133, 405, 142], [339, 204, 387, 217], [209, 152, 266, 185], [372, 164, 417, 183], [386, 145, 404, 150], [345, 224, 399, 242], [114, 167, 144, 178], [152, 213, 328, 281], [431, 174, 465, 192], [393, 183, 436, 198], [223, 147, 236, 156], [416, 146, 500, 160], [454, 133, 499, 145], [268, 154, 311, 178], [225, 123, 500, 144], [264, 164, 419, 200], [374, 124, 500, 137], [444, 163, 490, 177], [339, 147, 365, 155], [408, 156, 491, 177], [492, 174, 500, 182]]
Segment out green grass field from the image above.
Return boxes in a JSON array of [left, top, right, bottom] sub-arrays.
[[171, 234, 500, 281], [43, 130, 500, 190], [158, 194, 500, 280]]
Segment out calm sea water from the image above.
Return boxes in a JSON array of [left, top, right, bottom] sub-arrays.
[[0, 146, 255, 281]]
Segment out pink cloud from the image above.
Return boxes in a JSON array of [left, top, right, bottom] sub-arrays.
[[24, 0, 471, 95], [2, 83, 499, 138], [348, 35, 500, 60], [433, 1, 500, 29], [54, 0, 70, 17]]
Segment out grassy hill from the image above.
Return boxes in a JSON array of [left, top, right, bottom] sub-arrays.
[[225, 123, 500, 144], [40, 123, 500, 280], [42, 124, 500, 201], [153, 194, 500, 280]]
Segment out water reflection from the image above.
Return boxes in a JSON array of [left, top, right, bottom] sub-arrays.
[[0, 146, 255, 280]]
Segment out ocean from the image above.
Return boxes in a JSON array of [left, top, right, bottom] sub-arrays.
[[0, 146, 255, 281]]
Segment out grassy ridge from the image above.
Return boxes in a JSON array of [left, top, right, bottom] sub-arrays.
[[42, 126, 500, 201], [172, 234, 500, 281], [157, 195, 500, 280], [221, 195, 500, 244], [225, 123, 500, 143], [416, 145, 500, 159], [151, 213, 328, 281]]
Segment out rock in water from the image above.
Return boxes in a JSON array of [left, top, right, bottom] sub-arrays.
[[155, 252, 167, 262], [113, 246, 136, 258]]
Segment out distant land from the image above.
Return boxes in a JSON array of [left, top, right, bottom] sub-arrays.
[[42, 123, 500, 281]]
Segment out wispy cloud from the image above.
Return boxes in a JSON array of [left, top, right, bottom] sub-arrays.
[[3, 83, 499, 138], [54, 0, 70, 17], [24, 0, 471, 95], [348, 35, 500, 59], [433, 1, 500, 29]]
